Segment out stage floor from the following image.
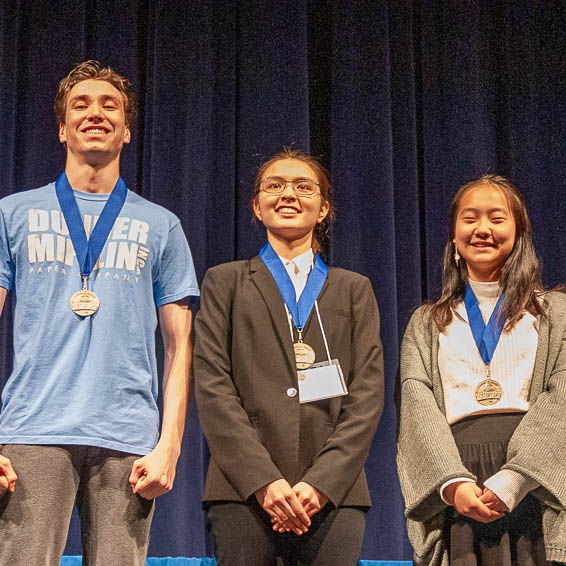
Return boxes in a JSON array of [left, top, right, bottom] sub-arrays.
[[60, 558, 413, 565]]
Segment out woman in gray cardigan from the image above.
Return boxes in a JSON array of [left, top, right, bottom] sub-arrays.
[[397, 175, 566, 565]]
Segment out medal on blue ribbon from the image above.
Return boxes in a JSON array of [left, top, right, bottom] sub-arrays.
[[464, 284, 505, 405], [259, 242, 328, 369], [55, 172, 127, 316]]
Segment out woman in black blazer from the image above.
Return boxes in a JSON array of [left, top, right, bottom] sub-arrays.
[[194, 148, 384, 566]]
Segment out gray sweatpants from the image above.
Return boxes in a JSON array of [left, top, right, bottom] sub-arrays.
[[0, 444, 154, 566]]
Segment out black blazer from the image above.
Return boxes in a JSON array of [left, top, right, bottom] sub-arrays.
[[194, 255, 384, 507]]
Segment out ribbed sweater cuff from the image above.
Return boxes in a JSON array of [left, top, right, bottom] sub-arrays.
[[484, 469, 539, 511]]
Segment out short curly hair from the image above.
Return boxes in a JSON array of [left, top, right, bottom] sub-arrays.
[[54, 60, 135, 126]]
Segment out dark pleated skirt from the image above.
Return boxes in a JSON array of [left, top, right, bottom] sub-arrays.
[[445, 413, 550, 566]]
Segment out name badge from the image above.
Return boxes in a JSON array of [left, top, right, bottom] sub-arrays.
[[297, 359, 347, 403]]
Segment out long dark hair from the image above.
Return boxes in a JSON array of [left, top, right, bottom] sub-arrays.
[[252, 148, 335, 254], [429, 174, 546, 332]]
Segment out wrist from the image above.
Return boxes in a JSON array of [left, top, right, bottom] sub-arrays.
[[440, 477, 475, 505], [154, 438, 181, 460], [443, 481, 467, 506]]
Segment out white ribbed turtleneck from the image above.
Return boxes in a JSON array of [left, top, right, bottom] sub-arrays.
[[438, 280, 538, 425]]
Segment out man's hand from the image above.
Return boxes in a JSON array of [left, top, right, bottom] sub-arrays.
[[444, 481, 505, 523], [255, 479, 311, 535], [0, 454, 17, 495], [129, 442, 179, 500]]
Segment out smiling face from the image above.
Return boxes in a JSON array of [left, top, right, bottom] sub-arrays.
[[453, 183, 516, 281], [58, 79, 131, 164], [253, 158, 329, 252]]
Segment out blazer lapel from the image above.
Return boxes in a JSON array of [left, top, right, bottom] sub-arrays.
[[250, 256, 296, 375], [303, 277, 329, 334]]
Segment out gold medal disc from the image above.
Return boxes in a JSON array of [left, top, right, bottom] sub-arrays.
[[70, 289, 100, 317], [294, 342, 316, 370], [474, 379, 503, 406]]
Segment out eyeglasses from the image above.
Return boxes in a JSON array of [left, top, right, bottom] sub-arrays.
[[259, 177, 320, 197]]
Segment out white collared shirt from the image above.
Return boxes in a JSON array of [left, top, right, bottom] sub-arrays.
[[277, 248, 314, 300]]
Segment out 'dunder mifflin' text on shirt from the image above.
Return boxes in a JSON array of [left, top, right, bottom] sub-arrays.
[[27, 208, 150, 281]]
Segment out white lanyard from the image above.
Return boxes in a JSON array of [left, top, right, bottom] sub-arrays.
[[285, 301, 332, 363]]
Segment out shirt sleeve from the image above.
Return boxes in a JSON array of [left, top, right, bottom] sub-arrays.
[[153, 221, 199, 306], [439, 477, 475, 504], [0, 207, 14, 291], [299, 276, 384, 506], [194, 265, 284, 499], [484, 469, 539, 511], [397, 309, 476, 522], [500, 294, 566, 510]]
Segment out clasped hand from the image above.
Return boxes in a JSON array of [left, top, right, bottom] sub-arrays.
[[0, 454, 17, 495], [255, 479, 328, 535], [444, 481, 509, 523], [128, 443, 178, 500]]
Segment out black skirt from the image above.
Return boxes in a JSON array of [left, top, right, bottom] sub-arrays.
[[445, 413, 550, 566]]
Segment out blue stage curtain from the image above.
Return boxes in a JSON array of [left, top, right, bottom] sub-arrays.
[[2, 1, 565, 562]]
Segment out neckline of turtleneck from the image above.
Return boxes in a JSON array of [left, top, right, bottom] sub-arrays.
[[468, 279, 501, 304]]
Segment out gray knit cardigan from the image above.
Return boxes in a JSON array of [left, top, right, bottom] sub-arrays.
[[397, 291, 566, 565]]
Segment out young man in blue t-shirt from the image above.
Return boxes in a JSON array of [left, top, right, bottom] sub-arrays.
[[0, 60, 199, 565]]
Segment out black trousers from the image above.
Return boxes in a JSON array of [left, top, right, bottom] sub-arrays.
[[207, 499, 366, 566]]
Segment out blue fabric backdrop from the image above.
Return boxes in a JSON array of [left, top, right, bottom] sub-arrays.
[[1, 0, 565, 561]]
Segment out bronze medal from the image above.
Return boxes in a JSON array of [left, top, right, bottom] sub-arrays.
[[294, 342, 316, 370], [474, 379, 503, 406], [70, 289, 100, 317], [474, 364, 502, 406]]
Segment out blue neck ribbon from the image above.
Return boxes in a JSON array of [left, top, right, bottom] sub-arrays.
[[259, 242, 328, 330], [463, 284, 505, 366], [55, 172, 127, 279]]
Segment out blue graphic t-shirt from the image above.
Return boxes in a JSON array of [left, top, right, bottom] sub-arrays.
[[0, 183, 200, 455]]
